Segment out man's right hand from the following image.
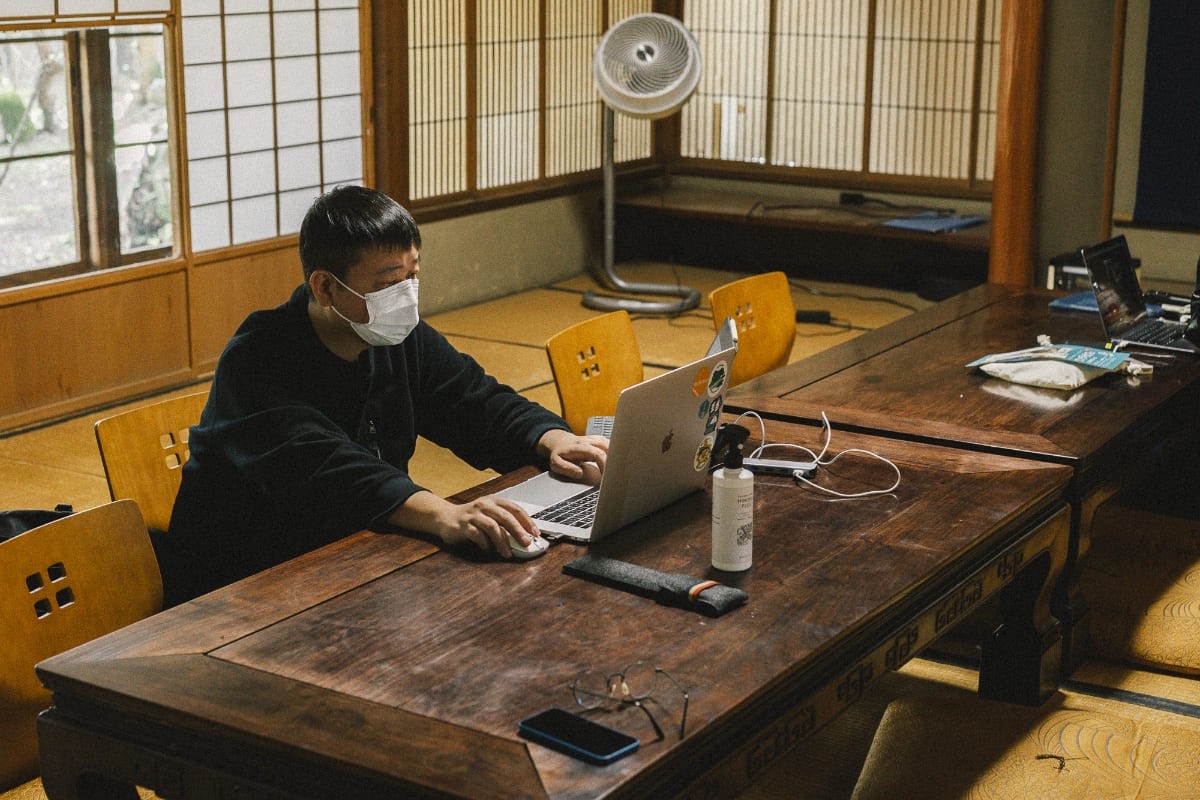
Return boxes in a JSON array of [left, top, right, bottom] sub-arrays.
[[386, 490, 540, 559]]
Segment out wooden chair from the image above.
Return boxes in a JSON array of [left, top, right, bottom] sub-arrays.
[[545, 310, 644, 434], [0, 500, 162, 792], [708, 271, 796, 386], [94, 391, 209, 533]]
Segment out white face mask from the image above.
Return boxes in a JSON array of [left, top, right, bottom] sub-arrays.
[[330, 274, 420, 347]]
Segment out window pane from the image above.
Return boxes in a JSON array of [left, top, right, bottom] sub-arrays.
[[110, 27, 173, 256], [870, 0, 981, 178], [477, 2, 539, 189], [232, 194, 276, 244], [277, 99, 319, 146], [0, 1, 55, 17], [224, 12, 270, 62], [275, 11, 317, 57], [771, 0, 869, 171], [0, 155, 77, 275], [545, 0, 601, 178], [115, 142, 171, 252], [187, 156, 228, 205], [682, 0, 770, 163], [0, 32, 78, 276], [408, 0, 467, 200], [190, 201, 230, 251]]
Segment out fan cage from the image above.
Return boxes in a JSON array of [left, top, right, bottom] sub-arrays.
[[594, 12, 701, 120]]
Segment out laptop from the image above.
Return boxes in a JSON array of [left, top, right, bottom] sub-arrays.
[[1080, 235, 1198, 354], [498, 344, 736, 544], [585, 317, 738, 438]]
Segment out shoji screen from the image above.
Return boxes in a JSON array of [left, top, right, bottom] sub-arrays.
[[406, 0, 652, 204], [182, 0, 364, 252], [680, 0, 999, 186]]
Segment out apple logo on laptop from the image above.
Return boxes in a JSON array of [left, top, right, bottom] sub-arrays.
[[661, 428, 674, 454]]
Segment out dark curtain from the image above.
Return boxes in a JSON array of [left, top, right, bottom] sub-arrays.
[[1133, 1, 1200, 228]]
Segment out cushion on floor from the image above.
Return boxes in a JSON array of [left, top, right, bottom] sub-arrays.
[[850, 694, 1200, 800], [1082, 504, 1200, 675]]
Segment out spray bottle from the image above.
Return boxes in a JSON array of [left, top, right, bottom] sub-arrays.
[[712, 441, 754, 571]]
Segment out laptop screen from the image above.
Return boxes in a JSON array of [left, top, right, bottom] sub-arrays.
[[1082, 235, 1148, 337]]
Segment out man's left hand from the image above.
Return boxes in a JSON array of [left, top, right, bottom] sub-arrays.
[[537, 429, 608, 484]]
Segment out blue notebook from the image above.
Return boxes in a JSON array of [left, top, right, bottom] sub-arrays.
[[882, 211, 987, 233], [1049, 290, 1163, 317]]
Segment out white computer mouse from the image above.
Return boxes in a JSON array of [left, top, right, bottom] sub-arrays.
[[507, 534, 549, 560]]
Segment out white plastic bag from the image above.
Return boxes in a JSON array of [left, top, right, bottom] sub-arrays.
[[966, 343, 1132, 391]]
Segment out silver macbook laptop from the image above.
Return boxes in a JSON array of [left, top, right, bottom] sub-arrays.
[[499, 345, 735, 544], [1080, 235, 1198, 354]]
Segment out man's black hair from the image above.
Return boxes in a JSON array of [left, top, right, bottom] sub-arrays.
[[299, 185, 422, 292]]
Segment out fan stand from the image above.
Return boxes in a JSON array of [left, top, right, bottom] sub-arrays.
[[582, 107, 701, 315]]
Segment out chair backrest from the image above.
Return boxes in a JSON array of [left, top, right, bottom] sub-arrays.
[[545, 310, 644, 434], [709, 271, 796, 386], [0, 499, 162, 789], [94, 390, 209, 532]]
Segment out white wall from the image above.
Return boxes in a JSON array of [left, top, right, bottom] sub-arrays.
[[417, 191, 600, 314]]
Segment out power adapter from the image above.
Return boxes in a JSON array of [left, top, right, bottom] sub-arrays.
[[744, 456, 817, 477], [795, 309, 832, 324]]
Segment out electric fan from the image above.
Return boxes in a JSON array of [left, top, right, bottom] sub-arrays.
[[585, 12, 702, 314]]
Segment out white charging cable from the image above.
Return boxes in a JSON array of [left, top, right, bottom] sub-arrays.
[[732, 410, 901, 498]]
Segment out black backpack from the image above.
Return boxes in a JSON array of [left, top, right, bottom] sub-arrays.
[[0, 504, 74, 542]]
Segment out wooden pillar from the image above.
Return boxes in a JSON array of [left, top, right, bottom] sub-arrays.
[[989, 1, 1045, 286]]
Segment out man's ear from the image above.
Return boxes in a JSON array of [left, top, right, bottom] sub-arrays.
[[308, 270, 336, 308]]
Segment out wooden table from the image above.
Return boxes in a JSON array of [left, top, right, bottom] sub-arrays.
[[37, 420, 1071, 800], [728, 284, 1200, 671]]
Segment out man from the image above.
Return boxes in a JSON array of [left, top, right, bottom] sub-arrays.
[[165, 185, 607, 606]]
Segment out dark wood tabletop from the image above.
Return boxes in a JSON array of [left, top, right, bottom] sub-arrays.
[[727, 283, 1200, 671], [731, 285, 1200, 476], [37, 420, 1071, 800]]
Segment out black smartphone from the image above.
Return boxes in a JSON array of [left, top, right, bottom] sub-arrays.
[[517, 708, 639, 765]]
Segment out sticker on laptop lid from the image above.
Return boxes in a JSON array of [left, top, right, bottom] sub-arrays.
[[707, 360, 729, 397], [701, 395, 723, 433], [695, 433, 716, 471]]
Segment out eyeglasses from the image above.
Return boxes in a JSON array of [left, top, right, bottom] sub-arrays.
[[569, 662, 689, 741]]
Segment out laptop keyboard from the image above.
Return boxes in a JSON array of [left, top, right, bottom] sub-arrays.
[[1125, 318, 1181, 345], [585, 415, 614, 437], [533, 486, 599, 527]]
